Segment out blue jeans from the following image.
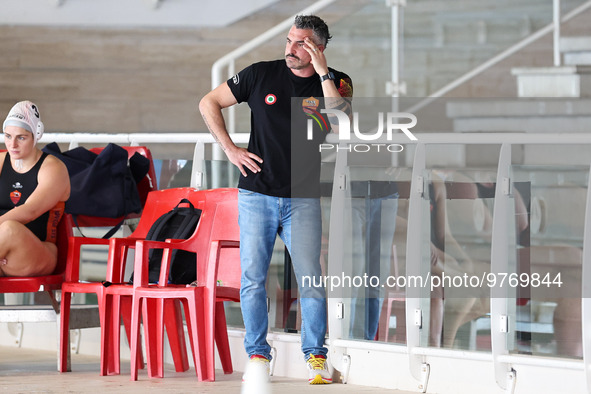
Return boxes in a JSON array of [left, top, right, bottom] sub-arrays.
[[238, 189, 327, 361]]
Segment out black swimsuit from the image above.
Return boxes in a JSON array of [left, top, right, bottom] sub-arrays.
[[0, 152, 64, 242]]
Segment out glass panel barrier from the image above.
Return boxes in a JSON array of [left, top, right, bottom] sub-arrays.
[[158, 159, 242, 190], [201, 159, 241, 190], [422, 147, 498, 352], [160, 159, 191, 189], [510, 163, 587, 359], [346, 166, 409, 342], [326, 158, 411, 343]]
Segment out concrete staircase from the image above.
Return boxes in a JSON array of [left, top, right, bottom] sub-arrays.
[[512, 34, 591, 98], [441, 4, 591, 261], [561, 36, 591, 64], [440, 2, 591, 166], [512, 65, 591, 97]]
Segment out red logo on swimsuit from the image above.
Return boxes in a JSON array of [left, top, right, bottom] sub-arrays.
[[10, 190, 21, 205]]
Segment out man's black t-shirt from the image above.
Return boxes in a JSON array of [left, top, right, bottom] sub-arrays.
[[227, 59, 352, 198]]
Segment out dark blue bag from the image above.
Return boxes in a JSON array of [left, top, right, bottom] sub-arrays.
[[43, 142, 150, 237]]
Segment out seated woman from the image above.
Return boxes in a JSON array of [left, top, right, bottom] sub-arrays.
[[0, 101, 70, 277]]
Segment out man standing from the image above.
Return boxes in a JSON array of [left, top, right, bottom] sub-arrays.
[[199, 14, 352, 384]]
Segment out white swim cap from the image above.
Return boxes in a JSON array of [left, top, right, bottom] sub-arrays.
[[3, 101, 44, 145]]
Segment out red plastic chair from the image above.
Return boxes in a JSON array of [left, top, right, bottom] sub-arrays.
[[128, 188, 240, 382], [0, 213, 74, 367], [59, 188, 196, 375]]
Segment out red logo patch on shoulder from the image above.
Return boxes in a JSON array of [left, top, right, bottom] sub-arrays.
[[265, 94, 277, 105], [338, 78, 353, 98], [10, 190, 21, 205]]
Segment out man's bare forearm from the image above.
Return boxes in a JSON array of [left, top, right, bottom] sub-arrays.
[[199, 97, 237, 153], [202, 112, 229, 151]]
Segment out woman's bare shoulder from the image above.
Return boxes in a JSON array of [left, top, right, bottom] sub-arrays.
[[39, 153, 70, 199], [42, 153, 68, 173]]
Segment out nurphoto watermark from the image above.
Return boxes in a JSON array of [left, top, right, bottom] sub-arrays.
[[306, 109, 418, 153]]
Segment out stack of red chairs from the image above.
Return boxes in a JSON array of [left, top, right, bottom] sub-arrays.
[[59, 145, 158, 373], [128, 188, 240, 382], [59, 187, 196, 374]]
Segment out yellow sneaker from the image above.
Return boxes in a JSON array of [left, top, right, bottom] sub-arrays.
[[307, 354, 332, 384]]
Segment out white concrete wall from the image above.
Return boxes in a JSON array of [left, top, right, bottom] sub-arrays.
[[0, 0, 279, 28]]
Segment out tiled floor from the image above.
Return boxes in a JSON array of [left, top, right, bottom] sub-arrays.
[[0, 346, 413, 393]]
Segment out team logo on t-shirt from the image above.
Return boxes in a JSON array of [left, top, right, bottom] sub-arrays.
[[265, 94, 277, 105], [302, 96, 319, 114], [303, 97, 328, 133], [10, 190, 21, 205], [232, 74, 239, 85]]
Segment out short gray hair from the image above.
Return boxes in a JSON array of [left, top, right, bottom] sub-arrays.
[[294, 15, 332, 47]]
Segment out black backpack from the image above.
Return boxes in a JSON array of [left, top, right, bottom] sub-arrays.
[[130, 198, 201, 285]]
